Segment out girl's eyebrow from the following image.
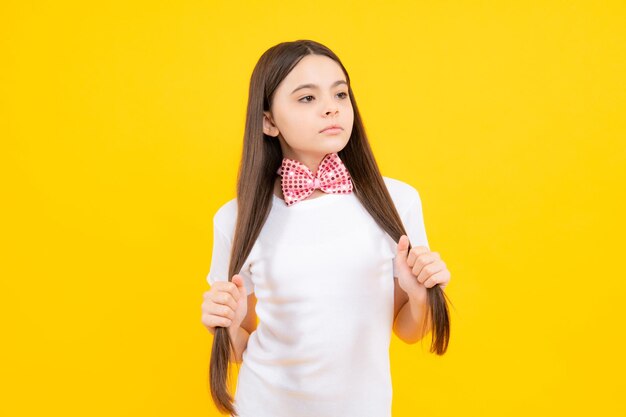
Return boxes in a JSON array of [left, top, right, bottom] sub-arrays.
[[290, 80, 348, 95]]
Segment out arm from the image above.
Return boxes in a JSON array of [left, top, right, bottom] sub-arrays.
[[227, 326, 250, 364], [393, 288, 432, 344]]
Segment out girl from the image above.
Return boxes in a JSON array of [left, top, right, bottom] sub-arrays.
[[201, 40, 452, 417]]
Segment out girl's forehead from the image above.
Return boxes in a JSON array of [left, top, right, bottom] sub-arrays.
[[278, 56, 346, 92]]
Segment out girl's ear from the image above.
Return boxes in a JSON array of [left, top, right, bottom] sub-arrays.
[[263, 111, 279, 137]]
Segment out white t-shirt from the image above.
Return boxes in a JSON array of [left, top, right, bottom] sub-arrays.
[[207, 176, 429, 417]]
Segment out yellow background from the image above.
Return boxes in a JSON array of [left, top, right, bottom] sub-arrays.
[[2, 1, 625, 416]]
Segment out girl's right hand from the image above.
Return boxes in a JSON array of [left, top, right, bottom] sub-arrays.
[[201, 275, 248, 336]]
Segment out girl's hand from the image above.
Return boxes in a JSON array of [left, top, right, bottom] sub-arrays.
[[201, 275, 248, 335], [394, 235, 451, 299]]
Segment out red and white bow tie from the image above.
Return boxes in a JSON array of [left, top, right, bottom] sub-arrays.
[[276, 152, 353, 206]]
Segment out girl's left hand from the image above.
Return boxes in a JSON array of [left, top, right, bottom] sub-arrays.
[[394, 235, 451, 299]]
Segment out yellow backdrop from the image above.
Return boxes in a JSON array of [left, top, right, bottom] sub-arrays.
[[2, 1, 624, 416]]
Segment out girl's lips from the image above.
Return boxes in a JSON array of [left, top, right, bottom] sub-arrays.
[[320, 127, 343, 134]]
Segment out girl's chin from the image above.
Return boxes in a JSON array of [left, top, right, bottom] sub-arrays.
[[317, 141, 350, 155]]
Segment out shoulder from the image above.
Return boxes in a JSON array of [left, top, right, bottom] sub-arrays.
[[382, 176, 422, 213], [212, 197, 238, 237]]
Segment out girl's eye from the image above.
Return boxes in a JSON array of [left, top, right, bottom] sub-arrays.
[[298, 92, 349, 103]]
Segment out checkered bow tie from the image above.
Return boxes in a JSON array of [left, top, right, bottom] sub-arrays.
[[276, 152, 354, 206]]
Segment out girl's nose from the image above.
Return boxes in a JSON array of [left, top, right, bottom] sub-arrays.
[[324, 99, 339, 115]]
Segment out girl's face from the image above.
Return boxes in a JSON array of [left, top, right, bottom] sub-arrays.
[[263, 54, 354, 172]]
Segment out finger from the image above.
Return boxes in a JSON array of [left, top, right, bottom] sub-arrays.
[[207, 301, 235, 320], [211, 291, 238, 312], [410, 253, 439, 277], [232, 275, 248, 297], [406, 246, 431, 268], [201, 314, 216, 335], [217, 278, 241, 302], [202, 313, 232, 328], [396, 235, 410, 261], [201, 313, 217, 333], [409, 252, 439, 272], [415, 259, 445, 284], [423, 269, 447, 289], [202, 312, 231, 328]]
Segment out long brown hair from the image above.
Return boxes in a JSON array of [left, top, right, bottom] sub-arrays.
[[209, 39, 452, 416]]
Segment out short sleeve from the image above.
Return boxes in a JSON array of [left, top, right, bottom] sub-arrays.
[[393, 188, 430, 277], [206, 216, 255, 296]]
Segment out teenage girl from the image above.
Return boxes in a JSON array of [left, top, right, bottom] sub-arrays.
[[201, 40, 452, 417]]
